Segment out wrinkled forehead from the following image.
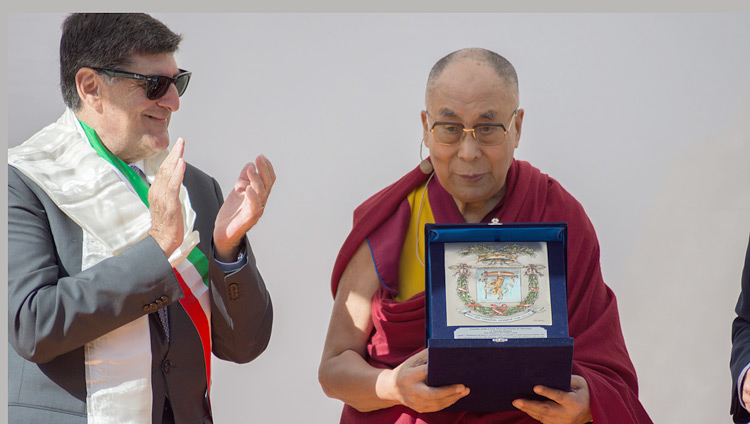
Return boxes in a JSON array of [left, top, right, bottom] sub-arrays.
[[426, 64, 517, 120], [425, 61, 517, 111], [125, 53, 179, 75]]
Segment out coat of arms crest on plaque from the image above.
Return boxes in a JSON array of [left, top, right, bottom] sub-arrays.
[[444, 241, 552, 327]]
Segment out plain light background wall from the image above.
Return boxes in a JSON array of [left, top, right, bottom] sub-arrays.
[[7, 13, 750, 423]]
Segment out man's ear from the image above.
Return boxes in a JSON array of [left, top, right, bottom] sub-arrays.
[[513, 108, 524, 149], [76, 68, 104, 113]]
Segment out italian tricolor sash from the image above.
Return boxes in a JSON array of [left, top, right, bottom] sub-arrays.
[[8, 109, 211, 424]]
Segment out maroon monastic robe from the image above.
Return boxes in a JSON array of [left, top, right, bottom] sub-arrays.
[[331, 159, 652, 423]]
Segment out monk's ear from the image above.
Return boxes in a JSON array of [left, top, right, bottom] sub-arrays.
[[420, 110, 430, 147], [76, 68, 104, 113], [512, 108, 524, 148]]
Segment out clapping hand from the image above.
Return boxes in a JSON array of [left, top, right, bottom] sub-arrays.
[[213, 155, 275, 262], [148, 138, 187, 257]]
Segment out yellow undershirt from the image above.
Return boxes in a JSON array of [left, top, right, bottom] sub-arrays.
[[396, 180, 436, 302]]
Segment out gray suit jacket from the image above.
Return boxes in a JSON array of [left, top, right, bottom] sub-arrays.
[[8, 163, 273, 423]]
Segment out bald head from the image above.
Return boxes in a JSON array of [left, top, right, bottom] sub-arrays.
[[426, 48, 519, 105]]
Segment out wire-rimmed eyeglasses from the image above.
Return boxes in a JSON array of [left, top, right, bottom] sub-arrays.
[[428, 109, 518, 146]]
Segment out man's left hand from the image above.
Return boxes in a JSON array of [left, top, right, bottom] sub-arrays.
[[512, 375, 592, 424], [213, 155, 275, 262]]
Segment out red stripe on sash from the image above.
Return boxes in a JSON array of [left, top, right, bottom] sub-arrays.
[[173, 268, 212, 394]]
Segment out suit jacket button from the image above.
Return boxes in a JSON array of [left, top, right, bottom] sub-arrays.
[[228, 283, 240, 300], [162, 359, 172, 374], [154, 298, 164, 307], [143, 304, 151, 312], [160, 295, 169, 303]]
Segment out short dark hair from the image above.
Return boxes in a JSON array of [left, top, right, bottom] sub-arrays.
[[60, 13, 183, 110], [426, 48, 519, 103]]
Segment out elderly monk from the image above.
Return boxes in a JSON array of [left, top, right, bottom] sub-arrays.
[[318, 48, 652, 424]]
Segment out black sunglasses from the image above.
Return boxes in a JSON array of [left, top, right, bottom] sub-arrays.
[[92, 67, 192, 100]]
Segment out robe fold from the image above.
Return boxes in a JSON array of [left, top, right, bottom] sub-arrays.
[[331, 159, 652, 423]]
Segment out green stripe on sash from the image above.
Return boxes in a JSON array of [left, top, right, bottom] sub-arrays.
[[187, 248, 209, 286], [79, 120, 150, 207]]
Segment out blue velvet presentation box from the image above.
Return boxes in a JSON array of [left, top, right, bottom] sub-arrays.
[[425, 221, 574, 412]]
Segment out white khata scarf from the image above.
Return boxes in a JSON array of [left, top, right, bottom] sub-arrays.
[[8, 109, 212, 424]]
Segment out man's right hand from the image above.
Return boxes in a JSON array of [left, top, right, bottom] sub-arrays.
[[320, 243, 469, 413], [380, 349, 470, 413], [743, 372, 750, 412], [148, 138, 186, 258]]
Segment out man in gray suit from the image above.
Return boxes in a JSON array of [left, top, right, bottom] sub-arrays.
[[8, 13, 274, 423]]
